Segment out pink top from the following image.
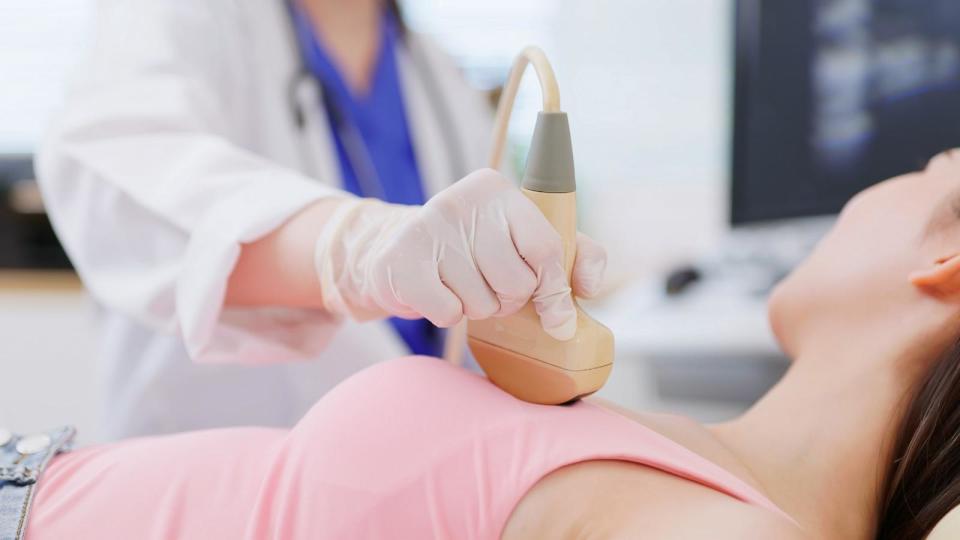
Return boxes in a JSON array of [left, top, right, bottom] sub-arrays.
[[27, 356, 789, 539]]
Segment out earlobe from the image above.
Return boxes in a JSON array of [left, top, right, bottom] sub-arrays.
[[909, 254, 960, 296]]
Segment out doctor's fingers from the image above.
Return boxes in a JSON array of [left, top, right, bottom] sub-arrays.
[[472, 210, 538, 317], [571, 232, 607, 299], [437, 245, 500, 320], [369, 247, 463, 327], [394, 270, 464, 328], [505, 196, 577, 341]]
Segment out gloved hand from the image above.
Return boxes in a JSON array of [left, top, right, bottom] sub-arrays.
[[314, 168, 606, 340]]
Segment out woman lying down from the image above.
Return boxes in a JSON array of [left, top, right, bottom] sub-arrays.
[[19, 151, 960, 539]]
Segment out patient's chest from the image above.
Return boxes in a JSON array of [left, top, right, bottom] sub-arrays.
[[302, 357, 786, 539]]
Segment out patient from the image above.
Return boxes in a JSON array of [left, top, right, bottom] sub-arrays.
[[23, 150, 960, 539]]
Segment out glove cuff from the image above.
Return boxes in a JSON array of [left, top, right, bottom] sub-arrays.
[[313, 198, 413, 321]]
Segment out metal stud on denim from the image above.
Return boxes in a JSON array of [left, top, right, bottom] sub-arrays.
[[0, 427, 75, 540]]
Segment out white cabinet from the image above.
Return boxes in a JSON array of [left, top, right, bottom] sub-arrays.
[[0, 273, 100, 444]]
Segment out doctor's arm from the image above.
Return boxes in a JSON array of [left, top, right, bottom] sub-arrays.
[[37, 0, 349, 363], [226, 169, 608, 340], [39, 0, 605, 364]]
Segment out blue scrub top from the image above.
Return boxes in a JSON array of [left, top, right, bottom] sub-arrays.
[[291, 5, 442, 357]]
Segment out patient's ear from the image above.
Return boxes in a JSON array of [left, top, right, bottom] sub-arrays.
[[910, 254, 960, 296]]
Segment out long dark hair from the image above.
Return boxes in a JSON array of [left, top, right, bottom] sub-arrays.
[[877, 339, 960, 538]]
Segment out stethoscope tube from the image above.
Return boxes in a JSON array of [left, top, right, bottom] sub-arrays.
[[319, 88, 388, 200]]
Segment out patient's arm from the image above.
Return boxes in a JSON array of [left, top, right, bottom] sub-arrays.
[[503, 460, 808, 539]]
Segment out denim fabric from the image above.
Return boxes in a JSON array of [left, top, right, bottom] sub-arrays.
[[0, 427, 75, 540]]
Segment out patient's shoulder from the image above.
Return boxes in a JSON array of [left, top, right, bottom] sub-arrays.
[[504, 460, 805, 539]]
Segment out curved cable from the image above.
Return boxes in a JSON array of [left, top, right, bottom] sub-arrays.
[[443, 46, 561, 364]]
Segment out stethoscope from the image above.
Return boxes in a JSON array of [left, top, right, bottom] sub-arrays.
[[284, 2, 468, 200]]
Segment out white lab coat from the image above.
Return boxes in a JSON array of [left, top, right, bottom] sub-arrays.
[[36, 0, 495, 439]]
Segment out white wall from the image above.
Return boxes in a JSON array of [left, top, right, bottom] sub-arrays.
[[549, 0, 733, 286], [0, 0, 91, 152]]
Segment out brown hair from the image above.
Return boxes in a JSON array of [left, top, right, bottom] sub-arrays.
[[877, 339, 960, 539]]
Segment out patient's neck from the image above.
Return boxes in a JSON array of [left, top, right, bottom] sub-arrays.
[[711, 349, 913, 539]]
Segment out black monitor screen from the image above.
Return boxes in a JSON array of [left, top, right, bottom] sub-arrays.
[[731, 0, 960, 224]]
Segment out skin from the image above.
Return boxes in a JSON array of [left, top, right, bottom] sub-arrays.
[[298, 0, 384, 95], [503, 149, 960, 539], [226, 198, 340, 308]]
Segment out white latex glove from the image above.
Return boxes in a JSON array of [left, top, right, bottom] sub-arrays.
[[314, 168, 606, 340]]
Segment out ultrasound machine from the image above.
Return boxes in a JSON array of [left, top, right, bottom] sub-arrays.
[[604, 0, 960, 410]]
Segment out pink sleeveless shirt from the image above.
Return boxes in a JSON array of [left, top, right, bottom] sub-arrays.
[[27, 356, 789, 539]]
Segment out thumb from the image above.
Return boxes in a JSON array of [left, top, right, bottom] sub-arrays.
[[532, 257, 577, 340]]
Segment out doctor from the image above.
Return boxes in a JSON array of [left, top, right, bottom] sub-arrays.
[[37, 0, 606, 439]]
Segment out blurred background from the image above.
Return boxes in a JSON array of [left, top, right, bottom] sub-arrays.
[[4, 0, 960, 441]]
